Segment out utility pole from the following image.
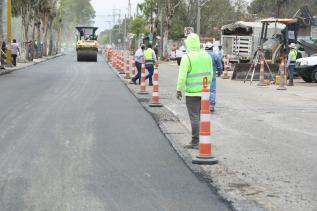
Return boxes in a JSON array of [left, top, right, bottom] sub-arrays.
[[197, 0, 201, 36], [128, 0, 132, 19], [6, 0, 12, 66], [197, 0, 209, 36]]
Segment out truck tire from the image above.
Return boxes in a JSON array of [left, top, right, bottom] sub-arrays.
[[311, 68, 317, 82], [302, 76, 312, 82]]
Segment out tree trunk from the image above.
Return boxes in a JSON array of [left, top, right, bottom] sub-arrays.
[[37, 22, 41, 58], [0, 0, 3, 67], [31, 20, 36, 61], [43, 16, 49, 57], [163, 28, 169, 61]]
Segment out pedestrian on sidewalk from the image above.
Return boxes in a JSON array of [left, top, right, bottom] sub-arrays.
[[130, 43, 145, 85], [11, 39, 20, 66], [205, 42, 222, 112], [287, 43, 297, 86], [144, 44, 157, 86], [176, 33, 213, 149]]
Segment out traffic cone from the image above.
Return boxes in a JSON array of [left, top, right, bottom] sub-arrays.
[[258, 56, 265, 86], [149, 63, 162, 107], [192, 77, 218, 165], [119, 53, 125, 74], [277, 57, 287, 90], [138, 58, 148, 95], [221, 56, 229, 79], [124, 52, 131, 79], [131, 57, 136, 76]]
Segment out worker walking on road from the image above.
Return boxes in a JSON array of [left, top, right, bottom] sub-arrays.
[[205, 42, 222, 112], [287, 43, 297, 86], [176, 33, 213, 149], [144, 44, 157, 86], [130, 44, 145, 85]]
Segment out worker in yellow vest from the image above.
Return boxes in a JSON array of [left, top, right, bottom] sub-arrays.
[[144, 44, 157, 86], [176, 33, 213, 149], [287, 43, 298, 86]]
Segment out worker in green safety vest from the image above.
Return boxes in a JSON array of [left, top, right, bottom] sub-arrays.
[[144, 44, 157, 86], [287, 43, 298, 86], [176, 33, 213, 149]]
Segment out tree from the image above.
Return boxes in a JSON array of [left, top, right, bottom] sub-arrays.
[[0, 0, 4, 68], [161, 0, 183, 59]]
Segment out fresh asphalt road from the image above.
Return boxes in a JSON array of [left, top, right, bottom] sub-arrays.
[[0, 53, 229, 211]]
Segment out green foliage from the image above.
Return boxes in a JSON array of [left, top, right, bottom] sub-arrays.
[[248, 0, 317, 18], [128, 16, 147, 37]]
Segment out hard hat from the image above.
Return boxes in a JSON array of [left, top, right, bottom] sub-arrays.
[[205, 42, 213, 49], [289, 43, 296, 49]]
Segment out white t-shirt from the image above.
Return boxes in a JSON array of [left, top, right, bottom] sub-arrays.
[[11, 43, 19, 55]]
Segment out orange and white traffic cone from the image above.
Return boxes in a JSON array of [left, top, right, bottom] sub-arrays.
[[221, 55, 230, 79], [138, 58, 148, 95], [119, 53, 125, 74], [131, 57, 136, 76], [124, 52, 131, 79], [277, 57, 287, 90], [192, 77, 218, 165], [149, 63, 162, 107]]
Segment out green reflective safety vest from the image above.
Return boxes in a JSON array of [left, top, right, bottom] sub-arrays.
[[144, 48, 155, 65], [177, 50, 213, 96], [290, 49, 297, 62]]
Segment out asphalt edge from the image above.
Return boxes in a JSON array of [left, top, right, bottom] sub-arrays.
[[0, 53, 64, 76], [104, 59, 237, 211]]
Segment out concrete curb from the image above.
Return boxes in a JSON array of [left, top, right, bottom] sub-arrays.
[[104, 60, 240, 211], [0, 53, 64, 76]]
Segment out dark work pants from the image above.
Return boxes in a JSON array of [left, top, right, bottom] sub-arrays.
[[12, 54, 17, 66], [145, 64, 154, 85], [186, 96, 201, 144], [132, 61, 142, 84]]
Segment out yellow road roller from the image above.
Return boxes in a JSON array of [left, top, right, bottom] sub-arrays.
[[76, 26, 99, 62]]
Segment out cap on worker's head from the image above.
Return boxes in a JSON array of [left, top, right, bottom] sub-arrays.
[[289, 43, 296, 49], [185, 33, 200, 52], [205, 42, 213, 49]]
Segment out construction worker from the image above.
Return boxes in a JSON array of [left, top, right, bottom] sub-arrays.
[[130, 43, 145, 85], [287, 43, 297, 86], [218, 45, 224, 76], [144, 44, 157, 86], [205, 42, 222, 112], [176, 33, 213, 149]]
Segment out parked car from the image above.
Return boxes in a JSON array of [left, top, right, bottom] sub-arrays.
[[296, 54, 317, 82]]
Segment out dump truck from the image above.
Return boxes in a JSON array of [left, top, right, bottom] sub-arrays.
[[221, 21, 285, 64], [76, 27, 99, 62]]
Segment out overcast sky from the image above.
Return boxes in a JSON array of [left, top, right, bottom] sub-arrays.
[[91, 0, 143, 33]]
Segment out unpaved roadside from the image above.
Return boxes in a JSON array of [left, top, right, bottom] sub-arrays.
[[106, 58, 317, 211]]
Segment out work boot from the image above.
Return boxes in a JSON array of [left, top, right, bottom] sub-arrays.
[[184, 141, 198, 149], [287, 80, 294, 86], [129, 79, 136, 85], [210, 106, 215, 113]]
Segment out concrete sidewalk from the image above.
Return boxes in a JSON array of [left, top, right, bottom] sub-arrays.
[[0, 54, 63, 76]]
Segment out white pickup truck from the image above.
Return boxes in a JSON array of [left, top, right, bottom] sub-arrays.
[[296, 54, 317, 82]]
